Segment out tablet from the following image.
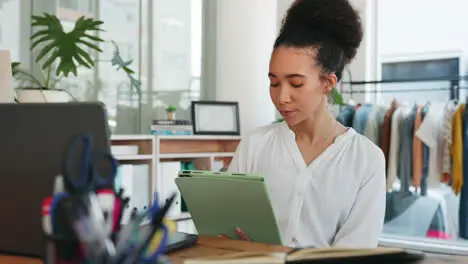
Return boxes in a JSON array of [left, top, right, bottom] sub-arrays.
[[175, 170, 283, 245]]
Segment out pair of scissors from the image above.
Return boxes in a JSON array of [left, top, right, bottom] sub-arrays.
[[61, 133, 118, 194]]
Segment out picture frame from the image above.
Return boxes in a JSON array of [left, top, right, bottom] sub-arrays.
[[191, 101, 240, 136]]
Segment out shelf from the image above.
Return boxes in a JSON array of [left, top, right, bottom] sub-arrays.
[[111, 135, 154, 141], [159, 152, 235, 159], [157, 135, 241, 140], [111, 135, 241, 141], [114, 155, 153, 161]]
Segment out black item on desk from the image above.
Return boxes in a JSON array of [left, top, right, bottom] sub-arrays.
[[286, 249, 425, 264], [165, 232, 199, 253], [0, 103, 111, 257]]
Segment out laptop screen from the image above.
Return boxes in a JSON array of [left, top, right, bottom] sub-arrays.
[[0, 102, 111, 257]]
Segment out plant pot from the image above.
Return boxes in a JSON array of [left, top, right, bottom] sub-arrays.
[[16, 88, 71, 103], [167, 111, 176, 120]]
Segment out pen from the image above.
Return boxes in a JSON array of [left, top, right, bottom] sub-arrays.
[[53, 175, 64, 194], [42, 196, 53, 235], [113, 188, 125, 232], [115, 208, 140, 250], [123, 192, 177, 264], [96, 188, 115, 236], [112, 207, 146, 264], [64, 193, 116, 262], [116, 197, 130, 233]]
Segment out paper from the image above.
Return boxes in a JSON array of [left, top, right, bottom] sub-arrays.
[[195, 104, 238, 132], [0, 50, 14, 103]]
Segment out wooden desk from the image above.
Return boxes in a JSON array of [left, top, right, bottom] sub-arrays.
[[1, 236, 467, 264]]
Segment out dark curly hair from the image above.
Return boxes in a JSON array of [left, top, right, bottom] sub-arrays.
[[274, 0, 363, 81]]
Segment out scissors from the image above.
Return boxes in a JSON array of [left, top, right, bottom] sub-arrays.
[[61, 133, 118, 194]]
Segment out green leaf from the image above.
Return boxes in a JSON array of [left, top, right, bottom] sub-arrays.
[[36, 40, 58, 63], [330, 88, 344, 106], [109, 40, 141, 94], [30, 13, 104, 77], [11, 62, 21, 77], [76, 47, 94, 66], [166, 105, 176, 112]]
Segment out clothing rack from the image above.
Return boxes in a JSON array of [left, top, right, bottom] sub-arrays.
[[340, 75, 468, 101]]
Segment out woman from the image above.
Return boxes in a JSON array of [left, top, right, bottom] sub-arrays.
[[228, 0, 386, 248]]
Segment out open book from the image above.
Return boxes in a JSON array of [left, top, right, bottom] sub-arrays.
[[184, 247, 425, 264]]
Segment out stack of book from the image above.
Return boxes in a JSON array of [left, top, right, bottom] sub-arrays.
[[149, 120, 193, 135]]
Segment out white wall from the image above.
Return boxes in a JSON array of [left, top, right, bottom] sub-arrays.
[[342, 0, 377, 103], [378, 0, 467, 61], [276, 0, 294, 31], [376, 0, 467, 103], [215, 0, 277, 135]]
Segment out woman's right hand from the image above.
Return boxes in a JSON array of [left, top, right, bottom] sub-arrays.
[[217, 227, 252, 241]]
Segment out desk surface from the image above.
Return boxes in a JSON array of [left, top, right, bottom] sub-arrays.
[[0, 236, 466, 264]]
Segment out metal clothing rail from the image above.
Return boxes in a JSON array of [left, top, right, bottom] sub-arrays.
[[339, 86, 468, 94], [339, 75, 468, 101]]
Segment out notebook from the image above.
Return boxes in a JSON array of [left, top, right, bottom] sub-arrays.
[[175, 170, 283, 245], [184, 247, 425, 264]]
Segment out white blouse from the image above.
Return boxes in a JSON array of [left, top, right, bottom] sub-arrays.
[[228, 122, 386, 248]]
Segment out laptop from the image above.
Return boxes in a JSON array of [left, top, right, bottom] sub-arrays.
[[0, 102, 111, 257]]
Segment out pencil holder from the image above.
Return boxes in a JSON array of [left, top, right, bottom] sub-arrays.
[[43, 232, 172, 264], [43, 233, 84, 264]]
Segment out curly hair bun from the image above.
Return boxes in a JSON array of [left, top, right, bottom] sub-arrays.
[[281, 0, 363, 63]]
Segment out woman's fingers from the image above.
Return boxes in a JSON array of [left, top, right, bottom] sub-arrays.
[[217, 234, 230, 239], [235, 227, 252, 241]]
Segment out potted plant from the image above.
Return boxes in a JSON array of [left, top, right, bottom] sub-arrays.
[[166, 104, 176, 120], [330, 87, 344, 106], [13, 13, 104, 102]]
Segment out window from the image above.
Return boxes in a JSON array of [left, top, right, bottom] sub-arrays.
[[58, 0, 93, 13], [379, 58, 460, 104], [98, 0, 141, 134], [59, 0, 78, 9], [140, 0, 203, 129], [0, 0, 21, 61], [15, 0, 205, 128]]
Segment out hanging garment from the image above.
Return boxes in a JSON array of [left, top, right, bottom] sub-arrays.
[[441, 101, 458, 183], [352, 104, 373, 135], [364, 105, 387, 146], [413, 106, 424, 189], [420, 104, 431, 196], [387, 107, 404, 190], [415, 102, 446, 189], [336, 105, 355, 127], [398, 106, 417, 193], [381, 100, 398, 171], [459, 104, 468, 239], [451, 104, 464, 195]]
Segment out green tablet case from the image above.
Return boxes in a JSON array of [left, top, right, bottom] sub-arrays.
[[175, 170, 283, 245]]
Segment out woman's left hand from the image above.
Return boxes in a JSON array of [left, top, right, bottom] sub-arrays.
[[234, 227, 251, 241], [217, 227, 252, 241]]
